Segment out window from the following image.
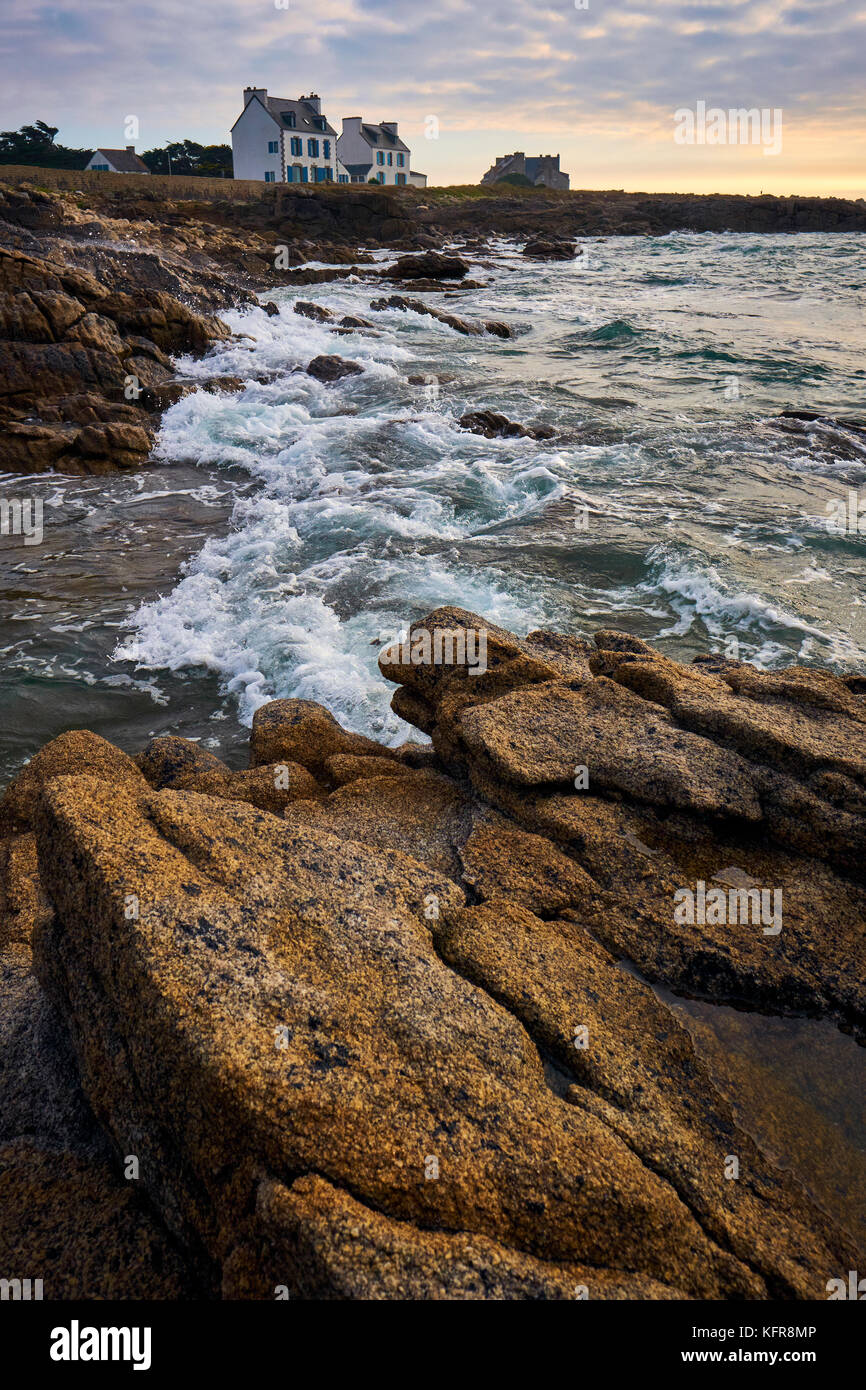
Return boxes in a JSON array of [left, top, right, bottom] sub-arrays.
[[323, 140, 330, 158], [396, 172, 406, 185], [315, 117, 325, 131], [377, 171, 385, 184], [93, 162, 110, 171], [376, 151, 384, 165], [290, 137, 302, 156], [267, 140, 278, 154], [338, 174, 349, 183], [397, 153, 404, 167], [387, 152, 392, 166], [300, 166, 308, 183], [307, 138, 319, 157], [264, 170, 276, 183], [286, 112, 296, 128]]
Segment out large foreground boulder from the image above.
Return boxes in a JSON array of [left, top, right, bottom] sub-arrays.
[[381, 609, 866, 1035], [33, 773, 776, 1299], [4, 614, 863, 1299]]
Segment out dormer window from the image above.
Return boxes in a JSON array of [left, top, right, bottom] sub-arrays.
[[285, 112, 296, 128]]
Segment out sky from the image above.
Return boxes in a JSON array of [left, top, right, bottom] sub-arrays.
[[2, 0, 865, 196]]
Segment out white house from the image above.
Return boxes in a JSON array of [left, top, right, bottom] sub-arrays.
[[231, 89, 348, 184], [85, 146, 150, 174], [336, 117, 413, 185]]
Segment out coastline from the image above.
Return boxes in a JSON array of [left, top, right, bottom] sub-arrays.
[[1, 173, 865, 1301]]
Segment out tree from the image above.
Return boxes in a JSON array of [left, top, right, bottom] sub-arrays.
[[140, 140, 233, 178], [0, 120, 89, 169]]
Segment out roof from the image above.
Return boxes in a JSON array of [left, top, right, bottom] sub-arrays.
[[231, 95, 336, 137], [359, 122, 410, 153], [91, 148, 150, 173], [271, 98, 337, 137], [343, 161, 374, 176]]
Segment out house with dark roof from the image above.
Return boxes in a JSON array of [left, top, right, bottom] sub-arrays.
[[231, 88, 348, 184], [84, 146, 150, 174], [337, 117, 413, 186]]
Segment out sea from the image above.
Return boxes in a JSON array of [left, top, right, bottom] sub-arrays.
[[2, 231, 865, 779], [2, 228, 866, 1242]]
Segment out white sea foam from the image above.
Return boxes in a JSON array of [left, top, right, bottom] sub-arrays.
[[112, 237, 866, 738]]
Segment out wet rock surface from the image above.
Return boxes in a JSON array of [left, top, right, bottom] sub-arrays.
[[0, 245, 230, 474], [0, 612, 863, 1298], [370, 294, 514, 339], [383, 251, 470, 282], [306, 354, 364, 382], [522, 237, 578, 260], [458, 409, 555, 439]]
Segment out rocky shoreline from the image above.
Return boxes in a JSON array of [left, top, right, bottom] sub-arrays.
[[2, 175, 865, 474], [1, 608, 864, 1299], [2, 174, 865, 1300]]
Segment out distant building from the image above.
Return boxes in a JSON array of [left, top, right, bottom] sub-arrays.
[[481, 151, 569, 190], [231, 89, 348, 184], [337, 117, 411, 185], [85, 146, 150, 174], [408, 170, 428, 188]]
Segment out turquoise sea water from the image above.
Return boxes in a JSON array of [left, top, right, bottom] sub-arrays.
[[1, 231, 865, 780]]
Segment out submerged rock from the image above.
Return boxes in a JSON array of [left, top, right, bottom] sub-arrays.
[[458, 409, 555, 440], [306, 354, 364, 383], [370, 294, 513, 339], [293, 300, 333, 322]]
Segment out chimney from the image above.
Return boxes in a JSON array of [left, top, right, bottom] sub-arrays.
[[304, 93, 322, 114], [244, 86, 267, 106], [126, 144, 135, 153]]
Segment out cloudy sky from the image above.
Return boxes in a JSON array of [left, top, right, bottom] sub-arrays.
[[2, 0, 864, 195]]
